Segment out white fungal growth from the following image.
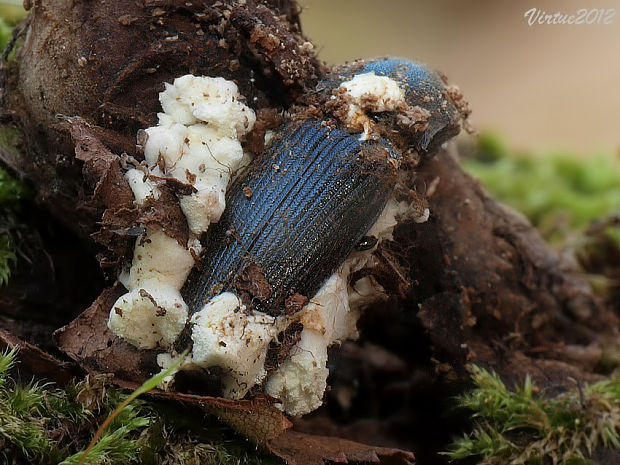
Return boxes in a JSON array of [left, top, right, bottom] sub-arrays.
[[190, 292, 286, 399], [265, 272, 357, 416], [367, 197, 410, 243], [108, 75, 255, 349], [109, 286, 188, 349], [108, 176, 195, 349], [159, 75, 255, 134], [118, 229, 195, 292], [107, 74, 425, 418], [108, 170, 195, 349], [264, 198, 422, 416], [124, 168, 161, 204], [415, 207, 431, 224], [144, 75, 256, 234], [338, 72, 406, 140]]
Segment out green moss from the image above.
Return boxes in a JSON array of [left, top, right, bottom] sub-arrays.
[[0, 234, 15, 285], [445, 366, 620, 464], [463, 133, 620, 243], [0, 349, 282, 465], [0, 16, 10, 49], [0, 125, 25, 164], [0, 165, 26, 286]]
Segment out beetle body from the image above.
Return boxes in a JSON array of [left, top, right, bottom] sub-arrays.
[[182, 120, 399, 316]]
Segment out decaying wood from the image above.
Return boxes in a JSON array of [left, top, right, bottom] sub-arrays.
[[403, 147, 617, 386]]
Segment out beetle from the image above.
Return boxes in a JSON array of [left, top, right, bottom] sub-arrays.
[[182, 120, 399, 316], [181, 58, 463, 319]]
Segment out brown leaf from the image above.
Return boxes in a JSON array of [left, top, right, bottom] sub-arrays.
[[0, 328, 83, 385], [67, 117, 134, 212], [53, 285, 160, 383], [116, 383, 293, 445], [67, 118, 190, 266], [91, 207, 141, 266], [268, 431, 415, 465], [139, 185, 189, 247]]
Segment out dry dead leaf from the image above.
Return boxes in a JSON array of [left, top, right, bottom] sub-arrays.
[[0, 328, 82, 384], [67, 118, 190, 267], [67, 117, 134, 212], [268, 430, 415, 465]]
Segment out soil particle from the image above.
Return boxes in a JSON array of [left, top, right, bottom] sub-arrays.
[[245, 107, 283, 154], [445, 85, 472, 121], [118, 14, 138, 26], [285, 293, 308, 315], [138, 289, 167, 316], [250, 26, 281, 52], [396, 105, 431, 132], [234, 262, 273, 305]]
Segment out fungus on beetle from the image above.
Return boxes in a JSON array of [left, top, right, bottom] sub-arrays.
[[106, 58, 464, 415]]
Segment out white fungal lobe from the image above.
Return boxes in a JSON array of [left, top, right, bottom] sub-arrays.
[[119, 228, 195, 292], [338, 72, 406, 140], [124, 168, 161, 204], [190, 292, 286, 399], [108, 75, 255, 350], [265, 272, 357, 416], [108, 172, 194, 350], [110, 286, 188, 350], [159, 75, 255, 134], [264, 198, 420, 416], [144, 75, 256, 234]]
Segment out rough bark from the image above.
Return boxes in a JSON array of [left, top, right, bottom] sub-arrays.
[[403, 147, 616, 385]]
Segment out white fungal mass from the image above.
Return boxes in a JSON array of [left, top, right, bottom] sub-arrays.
[[108, 75, 255, 351], [337, 72, 406, 141], [145, 75, 256, 235], [108, 73, 425, 416]]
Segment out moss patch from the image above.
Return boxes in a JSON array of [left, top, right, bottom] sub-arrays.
[[0, 349, 283, 465], [446, 366, 620, 464]]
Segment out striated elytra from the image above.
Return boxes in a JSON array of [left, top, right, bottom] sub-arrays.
[[181, 120, 399, 317]]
